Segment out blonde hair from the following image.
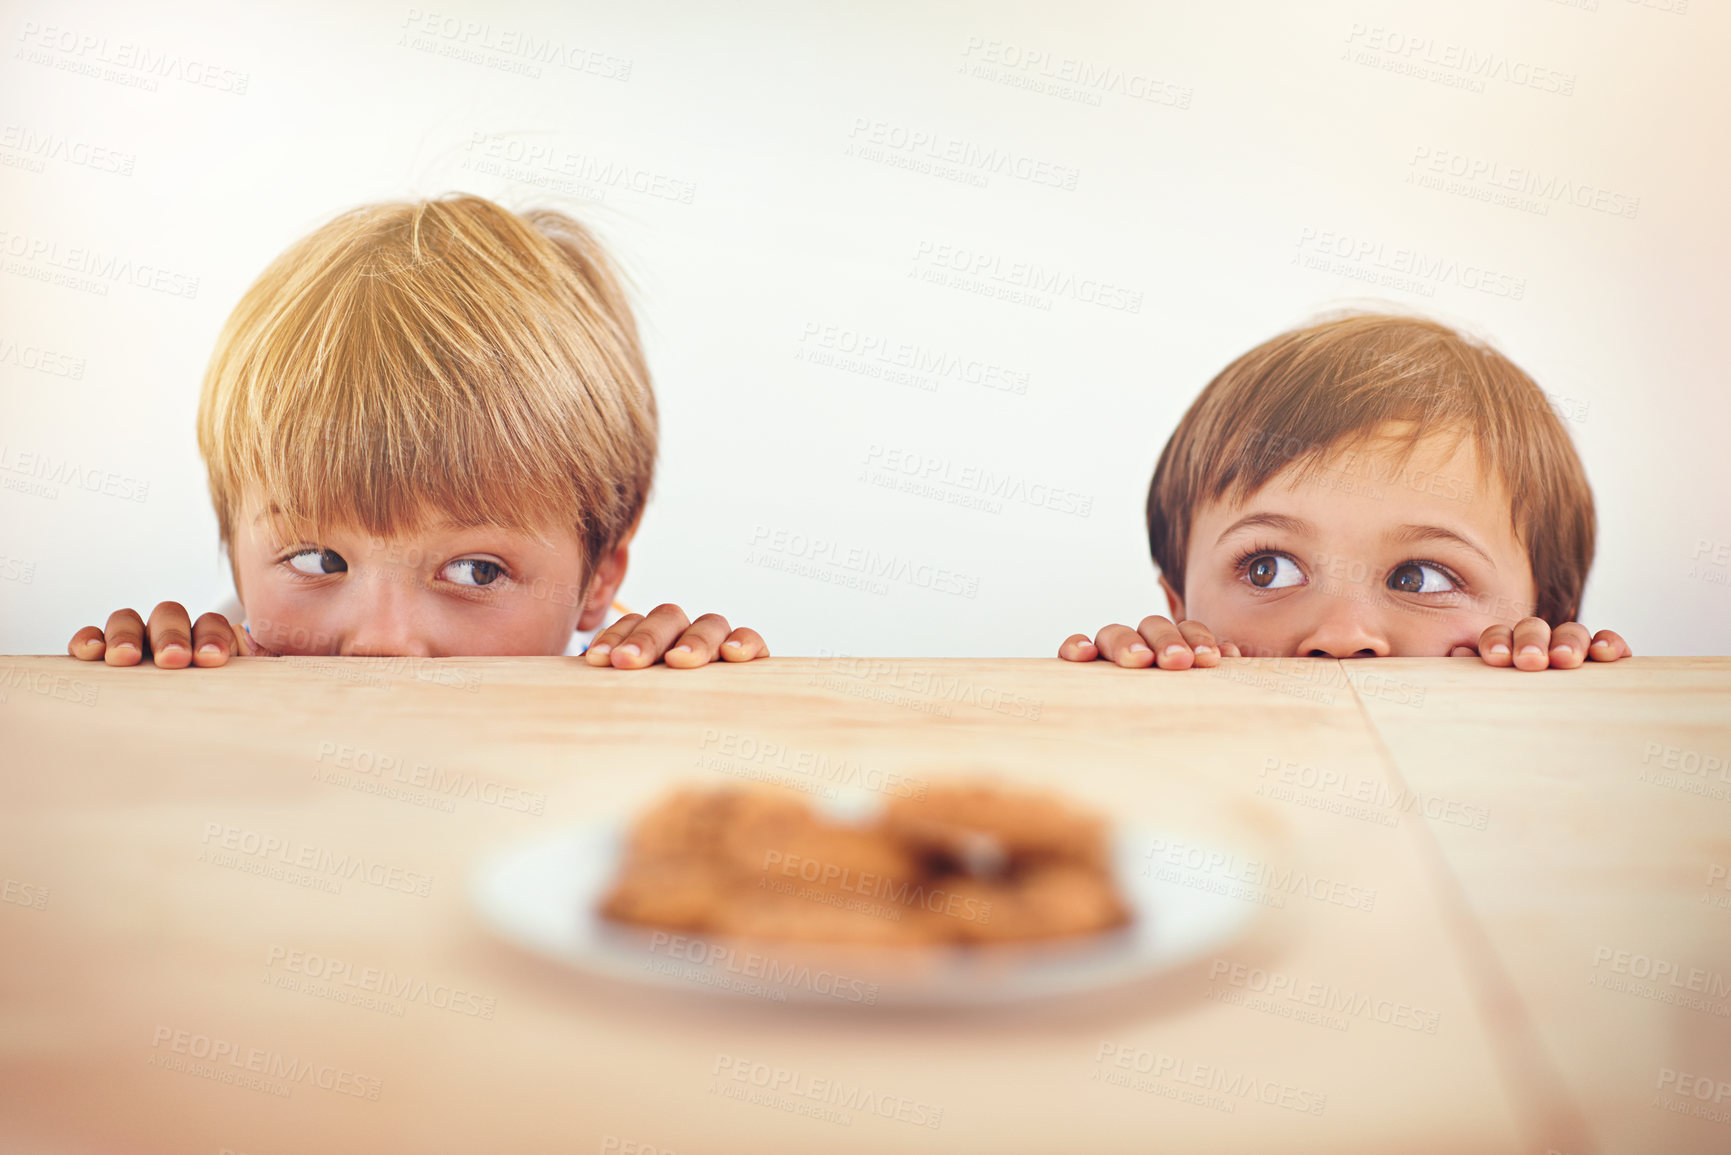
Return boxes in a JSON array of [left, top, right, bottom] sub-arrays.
[[197, 193, 657, 584], [1146, 313, 1595, 624]]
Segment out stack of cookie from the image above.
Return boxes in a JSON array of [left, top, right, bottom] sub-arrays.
[[600, 782, 1129, 944]]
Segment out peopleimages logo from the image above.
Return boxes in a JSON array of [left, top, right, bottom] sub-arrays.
[[957, 37, 1193, 110], [264, 945, 496, 1018], [147, 1026, 381, 1099], [314, 741, 545, 814], [697, 728, 928, 799], [0, 334, 87, 378], [910, 239, 1144, 313], [747, 524, 980, 599], [14, 21, 251, 94], [0, 230, 200, 298], [797, 321, 1031, 396], [862, 443, 1094, 518], [199, 823, 434, 897], [647, 932, 879, 1004], [760, 849, 992, 924], [710, 1054, 944, 1129], [1092, 1042, 1327, 1115], [845, 117, 1081, 190], [1258, 758, 1487, 830], [0, 443, 148, 501], [1207, 959, 1441, 1033], [0, 123, 136, 175], [1591, 947, 1731, 1001], [398, 8, 632, 80], [1342, 24, 1576, 96], [1143, 837, 1378, 913], [1293, 227, 1526, 300], [1407, 146, 1640, 219], [1657, 1067, 1731, 1104]]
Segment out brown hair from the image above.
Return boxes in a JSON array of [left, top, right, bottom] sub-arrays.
[[1146, 312, 1594, 623], [197, 193, 657, 586]]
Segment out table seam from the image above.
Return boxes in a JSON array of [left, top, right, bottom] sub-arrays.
[[1341, 662, 1598, 1155]]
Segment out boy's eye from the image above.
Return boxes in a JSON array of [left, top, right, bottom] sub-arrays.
[[286, 548, 347, 576], [442, 558, 506, 587], [1388, 562, 1454, 594], [1245, 554, 1304, 590]]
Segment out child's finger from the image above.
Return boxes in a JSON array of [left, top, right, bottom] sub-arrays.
[[1478, 624, 1514, 666], [720, 627, 768, 662], [68, 626, 107, 661], [1588, 629, 1632, 662], [584, 613, 644, 665], [610, 603, 692, 668], [1136, 615, 1195, 670], [664, 613, 732, 668], [146, 601, 195, 670], [1058, 634, 1098, 662], [1094, 624, 1154, 668], [1547, 622, 1592, 669], [192, 613, 237, 667], [1511, 617, 1553, 671], [103, 608, 147, 666], [1175, 620, 1222, 667], [1219, 640, 1242, 658]]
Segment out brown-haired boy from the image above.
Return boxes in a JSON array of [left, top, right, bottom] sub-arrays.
[[1060, 312, 1631, 671], [68, 194, 767, 668]]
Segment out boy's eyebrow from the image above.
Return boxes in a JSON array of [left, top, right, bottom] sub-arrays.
[[1389, 524, 1495, 566], [1215, 513, 1496, 569], [1214, 512, 1314, 545]]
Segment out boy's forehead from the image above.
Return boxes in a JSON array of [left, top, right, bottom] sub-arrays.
[[1309, 422, 1485, 483], [1207, 424, 1517, 547], [241, 494, 578, 549]]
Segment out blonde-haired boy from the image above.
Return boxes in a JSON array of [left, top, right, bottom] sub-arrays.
[[70, 195, 766, 668], [1060, 313, 1631, 671]]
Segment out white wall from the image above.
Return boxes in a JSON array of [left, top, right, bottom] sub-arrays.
[[3, 0, 1726, 656]]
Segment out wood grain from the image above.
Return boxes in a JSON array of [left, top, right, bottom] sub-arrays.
[[6, 654, 1713, 1152]]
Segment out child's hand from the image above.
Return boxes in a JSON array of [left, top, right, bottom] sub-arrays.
[[584, 604, 769, 669], [1460, 618, 1633, 670], [67, 602, 250, 668], [1058, 616, 1239, 669]]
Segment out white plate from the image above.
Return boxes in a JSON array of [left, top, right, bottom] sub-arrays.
[[470, 822, 1262, 1008]]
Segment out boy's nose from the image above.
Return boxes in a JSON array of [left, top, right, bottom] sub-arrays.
[[338, 568, 433, 658], [1294, 598, 1391, 659]]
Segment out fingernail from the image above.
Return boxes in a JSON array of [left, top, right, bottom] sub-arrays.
[[1489, 643, 1509, 656], [722, 640, 741, 649], [1194, 645, 1214, 656], [616, 644, 640, 657], [1129, 643, 1150, 654], [199, 644, 222, 656], [1552, 644, 1573, 657], [1163, 645, 1186, 658], [589, 644, 611, 657], [1591, 640, 1610, 649], [671, 645, 691, 654], [1519, 645, 1542, 656], [116, 642, 138, 654]]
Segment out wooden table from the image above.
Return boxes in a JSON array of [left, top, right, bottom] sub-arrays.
[[1, 655, 1726, 1154]]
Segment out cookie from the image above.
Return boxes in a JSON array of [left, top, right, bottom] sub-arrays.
[[944, 864, 1129, 943], [598, 857, 730, 931], [883, 781, 1110, 870], [600, 781, 1129, 946], [710, 885, 942, 945]]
